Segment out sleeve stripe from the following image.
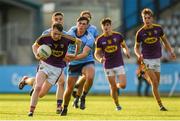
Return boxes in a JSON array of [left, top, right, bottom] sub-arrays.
[[96, 48, 102, 50]]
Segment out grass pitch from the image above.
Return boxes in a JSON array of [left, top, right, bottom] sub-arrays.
[[0, 94, 180, 120]]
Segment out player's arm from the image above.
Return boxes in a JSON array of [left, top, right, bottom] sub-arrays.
[[64, 38, 81, 62], [121, 41, 130, 58], [94, 48, 104, 63], [74, 45, 91, 60], [32, 36, 47, 60], [32, 43, 41, 60], [134, 32, 143, 62], [134, 42, 143, 61], [74, 38, 81, 56], [161, 35, 176, 60], [94, 38, 104, 63]]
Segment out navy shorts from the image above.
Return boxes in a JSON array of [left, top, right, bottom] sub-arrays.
[[68, 61, 94, 77]]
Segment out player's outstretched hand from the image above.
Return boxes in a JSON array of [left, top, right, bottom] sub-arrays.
[[170, 51, 176, 60], [138, 54, 143, 63], [64, 54, 76, 62], [126, 52, 130, 59], [35, 53, 47, 60]]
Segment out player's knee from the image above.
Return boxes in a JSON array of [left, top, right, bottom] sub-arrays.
[[34, 86, 41, 93], [121, 84, 126, 89], [87, 79, 93, 87], [39, 93, 45, 98], [117, 82, 126, 89], [86, 76, 94, 83], [111, 85, 117, 92], [58, 80, 65, 87]]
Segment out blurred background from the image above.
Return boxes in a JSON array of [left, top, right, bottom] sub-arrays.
[[0, 0, 179, 96]]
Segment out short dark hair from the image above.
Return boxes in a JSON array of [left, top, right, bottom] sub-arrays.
[[80, 10, 92, 19], [101, 18, 111, 25], [52, 12, 64, 18], [52, 23, 63, 32], [77, 16, 90, 24], [141, 8, 153, 17]]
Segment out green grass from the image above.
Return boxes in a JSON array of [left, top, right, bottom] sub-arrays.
[[0, 94, 180, 120]]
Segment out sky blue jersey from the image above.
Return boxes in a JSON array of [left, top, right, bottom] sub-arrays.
[[67, 29, 95, 65], [68, 24, 98, 38], [42, 28, 67, 35]]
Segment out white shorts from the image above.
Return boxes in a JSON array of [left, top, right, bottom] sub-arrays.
[[104, 65, 125, 76], [38, 61, 63, 85], [144, 58, 161, 72]]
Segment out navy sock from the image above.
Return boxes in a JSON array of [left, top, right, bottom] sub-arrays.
[[57, 99, 63, 108], [81, 91, 87, 99]]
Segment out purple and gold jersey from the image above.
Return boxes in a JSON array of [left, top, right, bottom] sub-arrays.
[[96, 31, 125, 69], [135, 24, 165, 59], [35, 33, 76, 68]]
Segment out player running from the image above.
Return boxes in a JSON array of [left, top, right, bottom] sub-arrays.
[[60, 16, 95, 116], [134, 8, 176, 111], [18, 12, 68, 114], [27, 23, 81, 116], [94, 18, 130, 110], [69, 10, 99, 107]]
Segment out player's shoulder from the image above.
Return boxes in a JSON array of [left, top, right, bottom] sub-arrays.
[[39, 33, 51, 39], [136, 25, 145, 35], [89, 24, 97, 29], [69, 26, 77, 31], [152, 23, 163, 29], [62, 34, 75, 40], [153, 23, 162, 27], [86, 31, 94, 38], [84, 31, 95, 43], [35, 34, 51, 44], [112, 31, 123, 36], [96, 34, 104, 41]]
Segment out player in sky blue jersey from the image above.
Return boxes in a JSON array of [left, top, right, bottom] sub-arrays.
[[60, 16, 95, 116], [70, 11, 99, 104], [18, 12, 68, 114]]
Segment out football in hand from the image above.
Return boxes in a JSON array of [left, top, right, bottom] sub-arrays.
[[37, 45, 52, 59]]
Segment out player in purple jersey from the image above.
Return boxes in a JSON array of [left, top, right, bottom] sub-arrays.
[[94, 18, 130, 111], [27, 23, 81, 117], [134, 8, 176, 111], [18, 12, 68, 114]]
